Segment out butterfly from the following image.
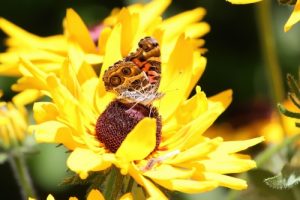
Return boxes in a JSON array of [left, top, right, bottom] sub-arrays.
[[103, 37, 164, 105]]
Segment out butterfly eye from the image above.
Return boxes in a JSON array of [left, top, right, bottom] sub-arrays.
[[122, 67, 132, 75], [110, 76, 121, 86]]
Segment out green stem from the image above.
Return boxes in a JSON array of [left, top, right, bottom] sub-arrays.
[[125, 176, 134, 193], [255, 0, 288, 139], [104, 166, 124, 200], [8, 151, 36, 199], [256, 0, 285, 105]]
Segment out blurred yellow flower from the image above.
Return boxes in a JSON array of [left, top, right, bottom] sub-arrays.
[[30, 189, 130, 200], [0, 91, 29, 150], [206, 100, 299, 143], [226, 0, 300, 32], [0, 0, 209, 105]]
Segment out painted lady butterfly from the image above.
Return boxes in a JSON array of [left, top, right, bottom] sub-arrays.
[[103, 37, 164, 105]]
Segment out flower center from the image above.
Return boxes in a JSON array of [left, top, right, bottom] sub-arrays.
[[95, 100, 162, 153]]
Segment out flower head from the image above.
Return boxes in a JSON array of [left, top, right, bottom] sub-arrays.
[[0, 91, 29, 151], [206, 100, 299, 143], [18, 5, 264, 197], [29, 189, 132, 200]]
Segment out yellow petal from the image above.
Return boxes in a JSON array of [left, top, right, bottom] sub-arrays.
[[139, 0, 171, 32], [128, 164, 168, 200], [19, 57, 48, 88], [185, 22, 210, 39], [69, 197, 78, 200], [199, 158, 257, 174], [67, 148, 112, 179], [76, 61, 97, 84], [32, 121, 84, 150], [212, 137, 264, 155], [203, 172, 248, 190], [46, 75, 84, 134], [97, 27, 112, 54], [166, 137, 222, 164], [87, 189, 105, 200], [101, 23, 122, 73], [159, 35, 193, 120], [12, 89, 42, 106], [0, 49, 64, 63], [226, 0, 262, 4], [284, 0, 300, 32], [66, 9, 96, 53], [144, 164, 194, 180], [12, 76, 45, 91], [161, 8, 206, 40], [46, 194, 55, 200], [33, 102, 59, 123], [0, 18, 39, 42], [0, 18, 67, 53], [208, 89, 233, 111], [59, 58, 80, 98], [173, 86, 208, 125], [116, 118, 156, 161], [120, 193, 133, 200], [117, 8, 139, 56], [0, 63, 19, 76], [153, 179, 218, 193], [186, 54, 206, 96]]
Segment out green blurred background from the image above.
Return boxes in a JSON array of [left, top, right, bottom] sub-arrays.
[[0, 0, 299, 199]]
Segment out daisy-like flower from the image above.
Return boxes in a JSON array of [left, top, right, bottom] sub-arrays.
[[206, 100, 299, 143], [0, 91, 29, 150], [20, 19, 264, 199], [226, 0, 300, 32], [29, 189, 133, 200], [0, 91, 36, 199], [0, 0, 209, 105]]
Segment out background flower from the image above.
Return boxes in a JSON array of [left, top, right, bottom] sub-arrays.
[[206, 100, 300, 143]]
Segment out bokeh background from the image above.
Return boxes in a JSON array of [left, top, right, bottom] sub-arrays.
[[0, 0, 299, 199]]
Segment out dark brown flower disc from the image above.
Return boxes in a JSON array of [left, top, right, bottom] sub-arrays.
[[95, 100, 162, 153]]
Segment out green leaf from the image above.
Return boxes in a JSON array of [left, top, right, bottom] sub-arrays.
[[264, 164, 300, 189], [0, 153, 8, 164], [240, 169, 295, 200]]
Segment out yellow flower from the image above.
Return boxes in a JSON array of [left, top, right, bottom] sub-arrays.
[[20, 17, 264, 200], [206, 100, 299, 143], [285, 0, 300, 31], [29, 189, 132, 200], [0, 0, 209, 105], [226, 0, 300, 32], [0, 91, 29, 150]]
